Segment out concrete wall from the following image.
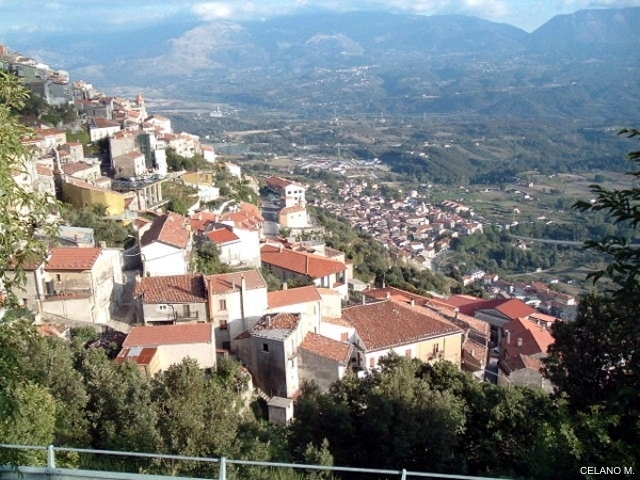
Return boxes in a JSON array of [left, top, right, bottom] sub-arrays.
[[141, 242, 188, 277], [61, 181, 126, 216], [158, 342, 215, 372], [298, 348, 343, 392]]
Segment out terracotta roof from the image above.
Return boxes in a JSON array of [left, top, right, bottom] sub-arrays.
[[219, 208, 263, 230], [268, 285, 321, 309], [463, 338, 489, 363], [279, 205, 306, 215], [502, 317, 554, 357], [134, 274, 207, 304], [342, 300, 463, 352], [317, 287, 341, 297], [208, 269, 266, 293], [425, 302, 491, 338], [115, 346, 158, 366], [62, 162, 93, 176], [266, 175, 298, 189], [300, 332, 353, 364], [90, 117, 121, 129], [322, 316, 352, 327], [206, 228, 240, 245], [190, 211, 217, 233], [46, 247, 102, 271], [364, 286, 431, 306], [123, 323, 213, 347], [261, 244, 346, 279], [256, 312, 300, 330], [500, 354, 543, 374], [436, 295, 489, 316], [36, 164, 53, 176], [494, 299, 538, 320], [140, 212, 191, 249]]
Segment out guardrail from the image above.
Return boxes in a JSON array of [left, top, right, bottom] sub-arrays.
[[0, 444, 512, 480]]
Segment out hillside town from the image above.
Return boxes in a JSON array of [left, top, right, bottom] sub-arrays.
[[1, 44, 579, 423]]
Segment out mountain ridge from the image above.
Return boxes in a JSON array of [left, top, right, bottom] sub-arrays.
[[5, 8, 640, 124]]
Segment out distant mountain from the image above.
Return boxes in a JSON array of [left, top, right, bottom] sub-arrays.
[[6, 8, 640, 124], [528, 7, 640, 55]]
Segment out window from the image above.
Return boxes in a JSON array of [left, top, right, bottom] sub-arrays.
[[222, 341, 230, 351], [219, 299, 227, 311], [220, 319, 228, 330], [433, 344, 440, 354], [369, 357, 375, 368], [405, 349, 412, 358], [55, 274, 61, 282], [262, 343, 269, 353], [159, 305, 167, 310]]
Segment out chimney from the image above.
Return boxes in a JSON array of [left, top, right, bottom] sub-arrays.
[[454, 307, 459, 319], [278, 243, 283, 253], [517, 337, 523, 347], [266, 315, 271, 328], [506, 330, 511, 345], [98, 241, 106, 248], [410, 299, 415, 306], [282, 282, 288, 290], [386, 292, 391, 300], [241, 275, 246, 292]]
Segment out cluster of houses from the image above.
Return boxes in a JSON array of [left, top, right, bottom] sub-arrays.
[[11, 210, 562, 422], [316, 182, 483, 269]]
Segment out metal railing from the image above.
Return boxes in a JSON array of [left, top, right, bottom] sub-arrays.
[[0, 444, 512, 480]]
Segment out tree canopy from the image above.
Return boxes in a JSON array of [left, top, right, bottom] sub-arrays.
[[0, 70, 59, 306]]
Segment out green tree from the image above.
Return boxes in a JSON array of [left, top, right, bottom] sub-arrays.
[[544, 128, 640, 468], [0, 70, 59, 306], [191, 242, 232, 275]]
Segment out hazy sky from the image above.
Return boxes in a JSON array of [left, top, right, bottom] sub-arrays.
[[0, 0, 639, 34]]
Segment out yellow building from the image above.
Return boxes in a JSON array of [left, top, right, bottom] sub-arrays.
[[61, 178, 126, 216], [341, 299, 464, 370]]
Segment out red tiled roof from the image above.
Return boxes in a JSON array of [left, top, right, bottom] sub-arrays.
[[342, 300, 463, 352], [268, 285, 321, 308], [219, 208, 263, 230], [140, 212, 191, 249], [206, 228, 240, 245], [36, 164, 53, 176], [503, 317, 554, 357], [266, 175, 297, 189], [364, 286, 431, 306], [261, 244, 346, 279], [426, 302, 491, 339], [252, 312, 301, 333], [90, 117, 121, 129], [208, 269, 266, 293], [62, 162, 93, 176], [134, 274, 207, 304], [46, 247, 102, 271], [190, 211, 217, 233], [279, 205, 306, 215], [115, 347, 158, 366], [494, 299, 538, 320], [123, 323, 213, 347], [463, 337, 489, 363], [300, 332, 353, 364], [500, 354, 543, 374], [322, 316, 352, 327]]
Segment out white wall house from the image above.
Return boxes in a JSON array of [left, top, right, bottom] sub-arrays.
[[207, 270, 269, 354], [139, 212, 192, 277], [119, 323, 216, 375]]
